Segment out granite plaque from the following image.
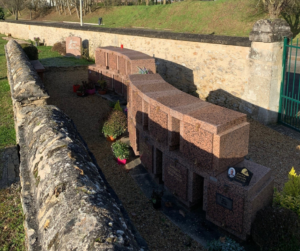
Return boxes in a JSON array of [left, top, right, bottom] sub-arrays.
[[216, 193, 233, 210], [66, 36, 82, 58], [228, 167, 253, 186]]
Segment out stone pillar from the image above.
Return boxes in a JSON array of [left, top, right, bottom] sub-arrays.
[[241, 19, 292, 124]]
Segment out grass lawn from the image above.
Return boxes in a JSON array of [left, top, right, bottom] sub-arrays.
[[0, 36, 15, 150], [38, 46, 94, 67], [11, 0, 268, 37], [0, 34, 25, 251]]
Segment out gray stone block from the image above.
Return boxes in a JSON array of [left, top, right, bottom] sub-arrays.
[[249, 19, 293, 43]]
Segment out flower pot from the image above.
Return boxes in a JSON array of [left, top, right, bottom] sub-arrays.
[[77, 92, 85, 97], [73, 85, 80, 93], [106, 136, 116, 142], [86, 88, 96, 95], [98, 90, 107, 95], [117, 158, 127, 165]]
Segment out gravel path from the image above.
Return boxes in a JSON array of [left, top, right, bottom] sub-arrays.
[[247, 118, 300, 191], [45, 83, 300, 250]]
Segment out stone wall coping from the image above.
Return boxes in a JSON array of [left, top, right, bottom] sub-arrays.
[[96, 47, 153, 61], [5, 40, 49, 102], [2, 20, 252, 47], [129, 74, 247, 135]]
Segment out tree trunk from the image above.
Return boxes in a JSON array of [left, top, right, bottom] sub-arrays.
[[146, 0, 149, 5], [30, 9, 32, 20], [163, 0, 166, 4], [67, 0, 72, 15], [15, 6, 18, 20], [75, 5, 80, 19]]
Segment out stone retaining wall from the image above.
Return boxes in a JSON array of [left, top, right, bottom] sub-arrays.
[[0, 20, 293, 124], [5, 39, 146, 251]]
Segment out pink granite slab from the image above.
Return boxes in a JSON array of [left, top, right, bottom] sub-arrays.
[[66, 36, 82, 58], [164, 155, 188, 201]]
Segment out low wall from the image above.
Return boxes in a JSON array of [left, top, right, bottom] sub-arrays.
[[0, 20, 292, 124], [5, 40, 146, 251]]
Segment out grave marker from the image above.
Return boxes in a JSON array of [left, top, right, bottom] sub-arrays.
[[66, 36, 82, 58]]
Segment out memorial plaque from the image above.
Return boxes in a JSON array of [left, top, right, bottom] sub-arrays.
[[216, 193, 233, 210], [227, 167, 253, 186], [66, 36, 82, 58]]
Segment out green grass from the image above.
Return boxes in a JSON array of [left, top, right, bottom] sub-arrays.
[[0, 34, 16, 150], [0, 34, 25, 251], [0, 186, 25, 251], [12, 0, 268, 37], [37, 46, 94, 67]]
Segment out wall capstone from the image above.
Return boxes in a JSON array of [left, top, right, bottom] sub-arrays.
[[6, 40, 49, 102], [249, 19, 293, 43]]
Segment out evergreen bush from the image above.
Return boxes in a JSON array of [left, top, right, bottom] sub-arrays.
[[111, 140, 130, 160], [102, 110, 127, 139]]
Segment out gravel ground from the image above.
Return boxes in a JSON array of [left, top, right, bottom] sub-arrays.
[[247, 118, 300, 191], [46, 90, 205, 251], [45, 86, 300, 250]]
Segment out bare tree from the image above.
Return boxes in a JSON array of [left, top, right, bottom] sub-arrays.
[[260, 0, 297, 19]]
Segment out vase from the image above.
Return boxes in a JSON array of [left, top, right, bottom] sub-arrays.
[[73, 85, 80, 93], [117, 158, 127, 165], [106, 136, 115, 142], [86, 88, 96, 95], [98, 90, 107, 95]]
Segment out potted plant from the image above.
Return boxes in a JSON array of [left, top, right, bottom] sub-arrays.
[[76, 85, 85, 97], [102, 110, 127, 141], [97, 78, 107, 95], [137, 66, 150, 74], [82, 81, 96, 95], [34, 37, 40, 47], [111, 140, 130, 165]]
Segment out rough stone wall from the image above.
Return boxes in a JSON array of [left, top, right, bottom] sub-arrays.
[[0, 22, 252, 116], [5, 39, 146, 251], [0, 21, 289, 125], [5, 39, 49, 143]]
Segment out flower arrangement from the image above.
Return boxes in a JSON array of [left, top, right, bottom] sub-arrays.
[[102, 110, 127, 139], [111, 140, 130, 161], [137, 66, 149, 74], [34, 37, 40, 42]]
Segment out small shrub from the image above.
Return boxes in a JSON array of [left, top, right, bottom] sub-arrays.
[[114, 100, 122, 112], [274, 167, 300, 217], [97, 78, 107, 90], [52, 41, 66, 56], [102, 110, 127, 139], [251, 206, 300, 251], [111, 140, 130, 160], [20, 44, 38, 60], [207, 237, 245, 251]]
